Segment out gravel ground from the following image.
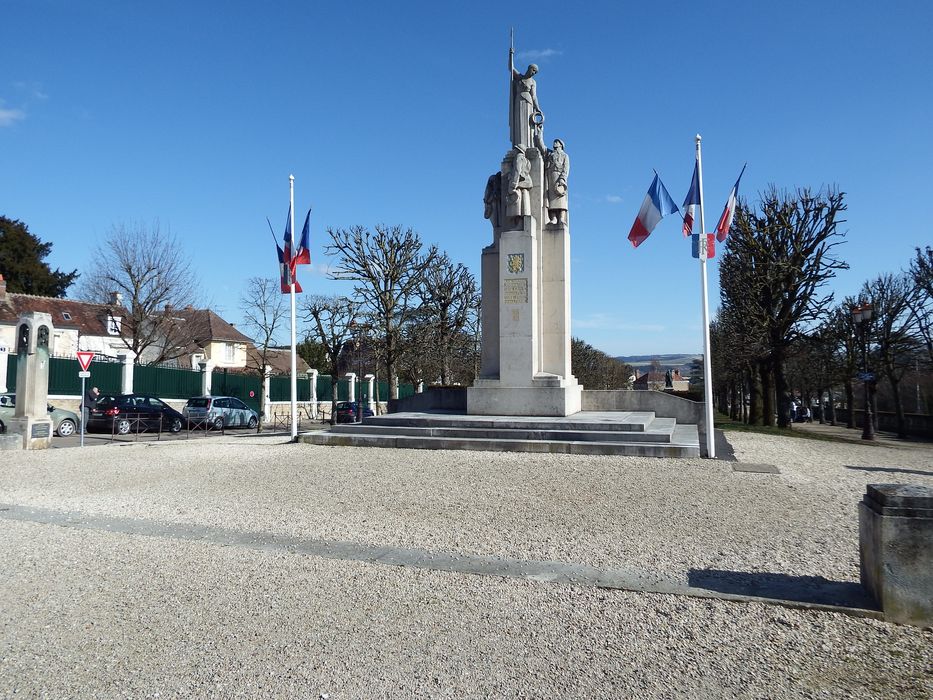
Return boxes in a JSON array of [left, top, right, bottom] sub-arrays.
[[0, 431, 931, 697]]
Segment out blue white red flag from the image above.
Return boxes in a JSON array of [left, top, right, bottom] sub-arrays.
[[277, 243, 302, 294], [715, 164, 747, 242], [628, 173, 680, 248], [691, 233, 715, 259], [282, 203, 294, 265], [682, 162, 701, 237], [293, 208, 312, 266]]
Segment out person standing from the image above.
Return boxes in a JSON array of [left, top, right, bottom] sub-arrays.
[[82, 385, 99, 428]]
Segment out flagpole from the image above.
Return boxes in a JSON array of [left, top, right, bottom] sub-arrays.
[[695, 134, 716, 458], [289, 174, 298, 440]]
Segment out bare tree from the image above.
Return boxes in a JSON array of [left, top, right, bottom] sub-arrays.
[[240, 277, 289, 431], [909, 246, 933, 363], [301, 295, 358, 424], [721, 188, 848, 428], [416, 253, 479, 385], [862, 272, 920, 438], [78, 221, 201, 364], [324, 225, 437, 398]]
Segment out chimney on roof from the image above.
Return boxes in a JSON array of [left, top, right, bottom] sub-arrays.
[[0, 274, 6, 301], [109, 290, 122, 306], [165, 303, 172, 313]]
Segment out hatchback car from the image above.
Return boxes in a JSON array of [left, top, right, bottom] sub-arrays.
[[183, 396, 259, 429], [86, 394, 185, 434], [334, 401, 375, 423], [0, 393, 81, 437]]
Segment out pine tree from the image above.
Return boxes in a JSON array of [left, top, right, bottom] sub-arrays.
[[0, 216, 78, 296]]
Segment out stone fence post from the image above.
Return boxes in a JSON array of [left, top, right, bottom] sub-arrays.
[[118, 352, 135, 394], [198, 360, 213, 396], [345, 372, 356, 402], [263, 365, 272, 421], [309, 369, 318, 415], [0, 344, 8, 393], [365, 374, 375, 412]]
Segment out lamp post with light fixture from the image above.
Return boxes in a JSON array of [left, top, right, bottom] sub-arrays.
[[851, 302, 874, 441]]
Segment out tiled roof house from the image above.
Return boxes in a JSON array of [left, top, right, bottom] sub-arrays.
[[0, 275, 130, 358]]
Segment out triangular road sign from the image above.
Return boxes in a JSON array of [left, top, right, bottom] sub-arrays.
[[77, 351, 94, 372]]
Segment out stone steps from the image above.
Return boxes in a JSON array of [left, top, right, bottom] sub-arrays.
[[329, 418, 678, 443], [298, 411, 700, 458]]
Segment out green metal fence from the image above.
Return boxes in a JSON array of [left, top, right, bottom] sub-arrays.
[[269, 375, 311, 402], [6, 355, 122, 395], [211, 370, 262, 413], [134, 364, 202, 400], [312, 376, 414, 403], [5, 354, 16, 392]]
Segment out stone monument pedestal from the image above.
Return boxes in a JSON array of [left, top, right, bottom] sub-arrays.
[[859, 484, 933, 627], [7, 416, 53, 450], [8, 311, 55, 450]]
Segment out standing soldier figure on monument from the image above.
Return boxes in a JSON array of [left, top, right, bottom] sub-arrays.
[[545, 138, 570, 224]]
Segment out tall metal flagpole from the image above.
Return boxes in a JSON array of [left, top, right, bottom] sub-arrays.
[[289, 174, 298, 440], [695, 135, 716, 458]]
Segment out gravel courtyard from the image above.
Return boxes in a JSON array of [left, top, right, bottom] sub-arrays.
[[1, 431, 931, 698]]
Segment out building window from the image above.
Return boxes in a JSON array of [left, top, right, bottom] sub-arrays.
[[225, 343, 235, 362], [62, 312, 72, 321], [107, 316, 121, 335]]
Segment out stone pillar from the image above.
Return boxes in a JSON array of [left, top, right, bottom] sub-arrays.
[[860, 484, 933, 627], [9, 312, 54, 449], [263, 365, 272, 421], [198, 360, 213, 395], [417, 380, 424, 394], [118, 352, 135, 394], [0, 343, 8, 393], [345, 372, 357, 402], [365, 374, 376, 413], [309, 369, 318, 415]]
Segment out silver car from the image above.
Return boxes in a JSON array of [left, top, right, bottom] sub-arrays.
[[183, 396, 258, 429]]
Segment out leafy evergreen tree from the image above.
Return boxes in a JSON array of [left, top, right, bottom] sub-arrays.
[[0, 216, 78, 296]]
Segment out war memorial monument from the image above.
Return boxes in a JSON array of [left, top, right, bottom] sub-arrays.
[[303, 45, 704, 457]]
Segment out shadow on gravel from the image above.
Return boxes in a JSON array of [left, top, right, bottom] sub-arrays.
[[844, 464, 933, 477], [687, 569, 879, 611], [714, 430, 737, 462]]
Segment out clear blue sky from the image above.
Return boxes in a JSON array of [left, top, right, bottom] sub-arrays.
[[2, 0, 930, 356]]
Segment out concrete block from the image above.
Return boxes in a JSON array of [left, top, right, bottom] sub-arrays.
[[859, 484, 933, 627]]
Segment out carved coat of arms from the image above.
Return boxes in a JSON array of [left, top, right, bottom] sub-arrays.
[[507, 253, 524, 273]]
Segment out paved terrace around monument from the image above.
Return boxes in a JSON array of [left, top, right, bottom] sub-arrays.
[[1, 430, 931, 697]]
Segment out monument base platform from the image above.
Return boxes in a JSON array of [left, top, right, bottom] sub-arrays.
[[299, 410, 700, 458], [467, 379, 582, 417]]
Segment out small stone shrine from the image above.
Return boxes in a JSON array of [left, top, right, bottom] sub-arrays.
[[8, 312, 54, 449], [467, 41, 582, 416]]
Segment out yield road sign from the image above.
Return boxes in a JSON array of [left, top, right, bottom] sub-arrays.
[[77, 351, 94, 371], [78, 370, 91, 378]]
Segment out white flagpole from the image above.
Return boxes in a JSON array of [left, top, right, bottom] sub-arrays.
[[289, 174, 298, 440], [695, 134, 716, 458]]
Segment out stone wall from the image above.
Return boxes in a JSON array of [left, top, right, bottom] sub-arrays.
[[829, 407, 933, 438]]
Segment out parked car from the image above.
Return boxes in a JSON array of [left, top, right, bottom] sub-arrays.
[[334, 401, 374, 423], [86, 394, 185, 434], [0, 393, 81, 437], [183, 396, 258, 430]]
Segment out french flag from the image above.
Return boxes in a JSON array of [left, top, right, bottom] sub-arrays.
[[628, 173, 680, 248], [715, 164, 747, 242], [277, 243, 302, 294], [293, 208, 312, 266], [682, 162, 700, 237]]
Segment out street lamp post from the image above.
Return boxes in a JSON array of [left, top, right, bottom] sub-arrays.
[[355, 325, 365, 423], [851, 302, 874, 441]]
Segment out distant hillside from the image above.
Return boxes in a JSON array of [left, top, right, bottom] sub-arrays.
[[616, 354, 701, 374]]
